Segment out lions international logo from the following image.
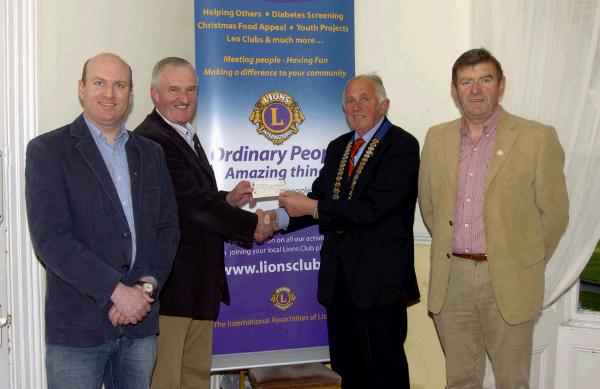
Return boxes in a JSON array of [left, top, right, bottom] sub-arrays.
[[249, 91, 305, 145], [270, 286, 297, 311]]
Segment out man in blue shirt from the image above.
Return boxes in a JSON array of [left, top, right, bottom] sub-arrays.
[[25, 53, 180, 389]]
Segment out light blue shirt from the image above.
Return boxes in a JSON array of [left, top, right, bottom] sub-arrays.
[[276, 117, 386, 229], [352, 116, 383, 164], [85, 116, 137, 267]]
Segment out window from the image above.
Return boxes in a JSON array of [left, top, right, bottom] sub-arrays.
[[579, 240, 600, 312]]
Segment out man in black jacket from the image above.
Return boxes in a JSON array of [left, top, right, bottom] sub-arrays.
[[277, 74, 420, 388], [135, 57, 273, 389]]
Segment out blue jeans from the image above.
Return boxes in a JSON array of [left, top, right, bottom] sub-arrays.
[[46, 335, 157, 389]]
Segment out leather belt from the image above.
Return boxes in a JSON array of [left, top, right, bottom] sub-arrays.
[[452, 252, 487, 261]]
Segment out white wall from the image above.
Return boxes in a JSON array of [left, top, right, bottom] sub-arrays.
[[38, 1, 470, 387], [355, 0, 470, 241], [355, 0, 468, 142], [40, 0, 195, 132]]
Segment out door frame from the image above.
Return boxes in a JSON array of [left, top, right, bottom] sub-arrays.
[[0, 2, 9, 387], [3, 1, 46, 388]]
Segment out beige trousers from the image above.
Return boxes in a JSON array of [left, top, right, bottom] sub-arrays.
[[434, 256, 535, 389], [151, 315, 214, 389]]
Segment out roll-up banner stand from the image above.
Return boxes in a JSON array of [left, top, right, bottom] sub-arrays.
[[195, 0, 354, 370]]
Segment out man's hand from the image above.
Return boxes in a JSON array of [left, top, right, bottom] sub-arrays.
[[265, 209, 279, 231], [278, 191, 316, 217], [226, 180, 255, 207], [109, 282, 153, 325], [254, 209, 275, 243], [108, 305, 130, 327]]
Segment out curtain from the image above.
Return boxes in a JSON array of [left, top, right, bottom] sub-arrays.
[[470, 0, 600, 306]]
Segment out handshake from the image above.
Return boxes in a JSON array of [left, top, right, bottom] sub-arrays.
[[226, 180, 317, 243], [253, 209, 279, 243], [253, 191, 318, 243]]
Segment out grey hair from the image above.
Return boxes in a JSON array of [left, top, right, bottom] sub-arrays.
[[342, 73, 387, 104], [151, 57, 197, 88]]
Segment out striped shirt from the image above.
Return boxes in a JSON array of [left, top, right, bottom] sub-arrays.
[[452, 110, 500, 254], [85, 116, 137, 266]]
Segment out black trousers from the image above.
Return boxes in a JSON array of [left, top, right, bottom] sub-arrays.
[[326, 269, 409, 389]]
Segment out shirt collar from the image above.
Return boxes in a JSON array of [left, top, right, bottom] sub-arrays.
[[354, 116, 385, 143], [84, 114, 129, 145], [156, 109, 196, 140], [460, 107, 501, 138]]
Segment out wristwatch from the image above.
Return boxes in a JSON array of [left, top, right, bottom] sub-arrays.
[[136, 280, 155, 297]]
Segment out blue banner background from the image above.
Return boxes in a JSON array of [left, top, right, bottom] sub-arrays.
[[194, 0, 354, 356]]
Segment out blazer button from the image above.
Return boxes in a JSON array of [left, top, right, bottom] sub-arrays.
[[449, 220, 453, 226], [123, 231, 129, 238], [446, 253, 451, 258], [122, 264, 130, 271]]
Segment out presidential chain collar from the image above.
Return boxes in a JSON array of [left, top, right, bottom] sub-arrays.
[[332, 137, 380, 200]]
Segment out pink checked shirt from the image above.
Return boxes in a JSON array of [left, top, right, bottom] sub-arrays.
[[452, 110, 500, 254]]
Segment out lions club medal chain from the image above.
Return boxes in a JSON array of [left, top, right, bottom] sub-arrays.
[[332, 137, 380, 200]]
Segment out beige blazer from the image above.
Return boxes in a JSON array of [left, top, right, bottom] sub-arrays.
[[418, 108, 569, 325]]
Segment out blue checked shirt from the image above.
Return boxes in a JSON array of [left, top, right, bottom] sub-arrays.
[[85, 116, 137, 267]]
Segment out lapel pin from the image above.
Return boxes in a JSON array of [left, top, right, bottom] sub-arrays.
[[496, 149, 504, 156]]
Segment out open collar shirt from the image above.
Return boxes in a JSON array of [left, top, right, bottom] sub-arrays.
[[156, 109, 198, 154], [85, 115, 137, 266], [452, 109, 500, 255]]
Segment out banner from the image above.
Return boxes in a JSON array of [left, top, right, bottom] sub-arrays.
[[194, 0, 354, 364]]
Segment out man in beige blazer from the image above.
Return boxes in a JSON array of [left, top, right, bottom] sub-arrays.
[[419, 48, 569, 388]]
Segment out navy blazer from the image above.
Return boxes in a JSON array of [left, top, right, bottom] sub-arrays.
[[25, 114, 180, 347], [288, 118, 420, 309]]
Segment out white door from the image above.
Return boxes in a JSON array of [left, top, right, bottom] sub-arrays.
[[0, 2, 12, 387], [0, 195, 11, 389]]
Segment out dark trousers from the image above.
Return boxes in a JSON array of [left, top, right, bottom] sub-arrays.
[[326, 269, 409, 389]]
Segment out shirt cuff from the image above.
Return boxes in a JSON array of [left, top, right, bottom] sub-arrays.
[[275, 207, 290, 230]]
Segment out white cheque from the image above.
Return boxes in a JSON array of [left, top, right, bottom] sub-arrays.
[[251, 179, 287, 199]]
